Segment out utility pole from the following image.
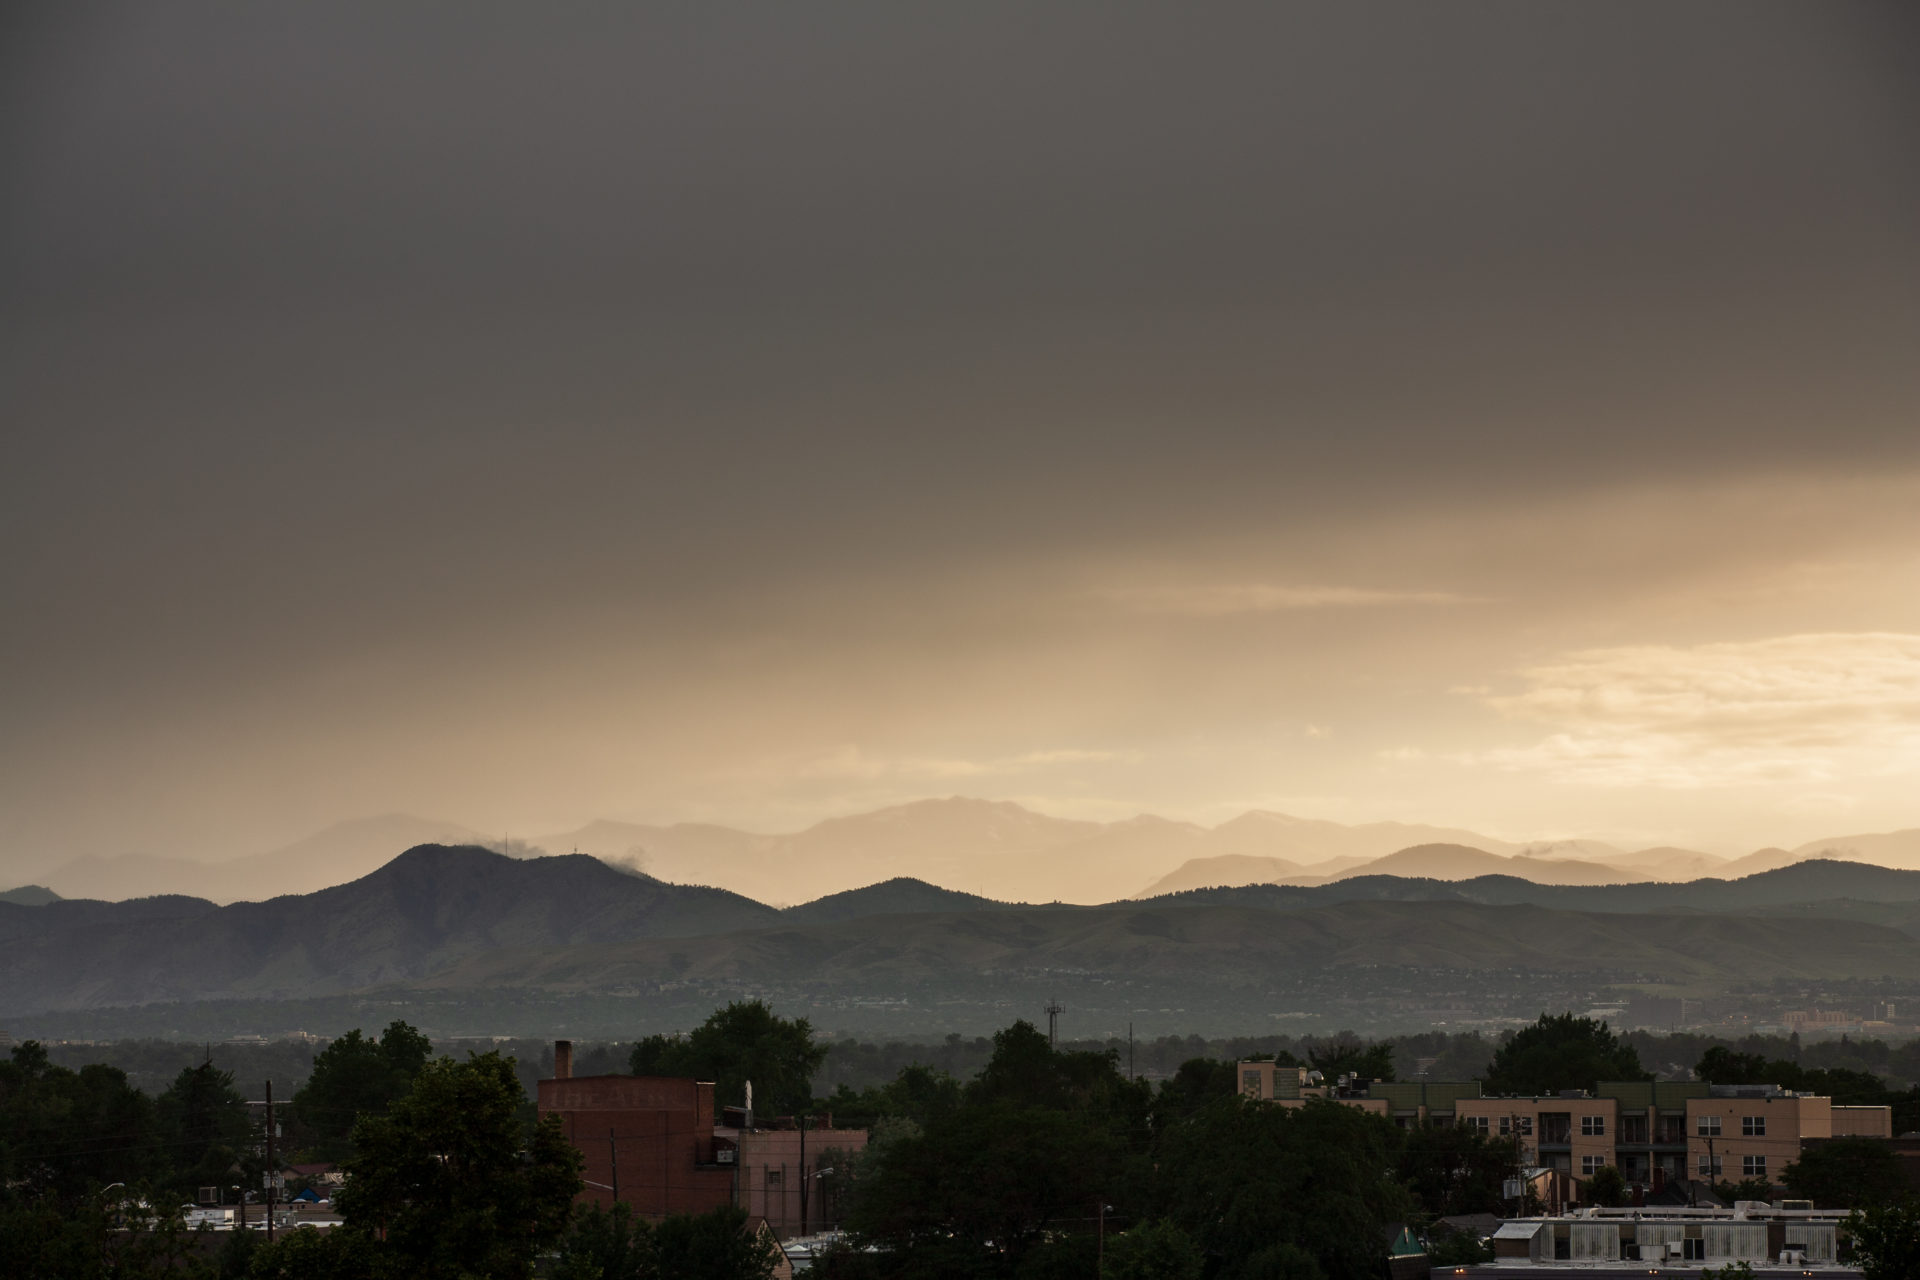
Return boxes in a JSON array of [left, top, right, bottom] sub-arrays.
[[798, 1113, 808, 1238], [609, 1129, 619, 1204], [264, 1080, 275, 1242], [1045, 999, 1064, 1047]]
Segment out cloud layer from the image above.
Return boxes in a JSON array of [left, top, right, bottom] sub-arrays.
[[1483, 633, 1920, 788]]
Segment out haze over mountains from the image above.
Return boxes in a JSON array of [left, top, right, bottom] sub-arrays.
[[12, 797, 1920, 909], [11, 845, 1920, 1027]]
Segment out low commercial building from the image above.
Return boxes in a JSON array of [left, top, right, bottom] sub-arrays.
[[1455, 1204, 1859, 1277]]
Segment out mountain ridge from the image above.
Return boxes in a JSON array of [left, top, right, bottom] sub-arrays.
[[18, 797, 1919, 910]]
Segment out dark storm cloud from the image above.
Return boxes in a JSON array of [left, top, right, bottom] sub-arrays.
[[3, 3, 1917, 862]]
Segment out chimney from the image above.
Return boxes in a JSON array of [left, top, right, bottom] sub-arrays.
[[554, 1040, 573, 1080]]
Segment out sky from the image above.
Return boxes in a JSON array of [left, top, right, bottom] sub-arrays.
[[4, 2, 1919, 872]]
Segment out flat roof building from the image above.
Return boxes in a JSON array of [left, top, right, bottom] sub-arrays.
[[1239, 1064, 1893, 1202]]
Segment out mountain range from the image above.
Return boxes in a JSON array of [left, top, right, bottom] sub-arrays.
[[10, 844, 1920, 1018], [10, 798, 1920, 910]]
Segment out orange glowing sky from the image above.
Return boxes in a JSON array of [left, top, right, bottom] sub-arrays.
[[3, 3, 1918, 872]]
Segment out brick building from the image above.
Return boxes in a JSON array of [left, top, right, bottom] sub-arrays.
[[725, 1121, 870, 1238], [536, 1042, 734, 1217], [537, 1040, 869, 1237]]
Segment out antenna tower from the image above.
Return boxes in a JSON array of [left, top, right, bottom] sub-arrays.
[[1045, 998, 1065, 1047]]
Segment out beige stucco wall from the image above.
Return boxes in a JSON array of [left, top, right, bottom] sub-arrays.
[[1831, 1106, 1894, 1138], [1686, 1096, 1825, 1181], [1456, 1096, 1620, 1173]]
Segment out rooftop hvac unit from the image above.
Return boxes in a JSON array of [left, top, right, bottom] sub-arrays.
[[198, 1187, 219, 1206]]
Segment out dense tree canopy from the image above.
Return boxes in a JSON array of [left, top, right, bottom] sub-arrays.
[[1153, 1096, 1413, 1280], [1696, 1046, 1890, 1105], [154, 1060, 255, 1202], [0, 1041, 164, 1202], [290, 1021, 433, 1162], [1848, 1202, 1920, 1280], [630, 1000, 825, 1116], [848, 1100, 1125, 1278], [1101, 1219, 1205, 1280], [1397, 1123, 1520, 1217], [330, 1051, 581, 1280], [1483, 1014, 1649, 1095], [1781, 1138, 1912, 1209]]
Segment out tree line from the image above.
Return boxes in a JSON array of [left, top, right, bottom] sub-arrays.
[[12, 1005, 1920, 1278]]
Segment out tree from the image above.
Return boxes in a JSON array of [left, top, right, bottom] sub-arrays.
[[1224, 1243, 1326, 1280], [335, 1051, 581, 1280], [968, 1021, 1151, 1132], [1583, 1165, 1628, 1207], [1483, 1014, 1649, 1096], [651, 1205, 783, 1280], [1695, 1047, 1892, 1106], [1714, 1176, 1775, 1205], [247, 1223, 377, 1280], [1150, 1059, 1238, 1123], [1425, 1229, 1494, 1267], [291, 1022, 434, 1162], [630, 1000, 825, 1116], [1397, 1123, 1519, 1217], [846, 1101, 1123, 1278], [1304, 1034, 1395, 1083], [1153, 1097, 1412, 1280], [552, 1203, 653, 1280], [820, 1063, 962, 1129], [1102, 1219, 1203, 1280], [1782, 1138, 1911, 1209], [155, 1059, 254, 1201], [1848, 1203, 1920, 1280], [0, 1042, 163, 1201], [1695, 1047, 1773, 1086]]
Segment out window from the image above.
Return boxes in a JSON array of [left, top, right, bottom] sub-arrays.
[[1697, 1115, 1721, 1137], [1503, 1115, 1533, 1136], [1464, 1115, 1489, 1132], [1743, 1155, 1768, 1178], [1742, 1116, 1766, 1137], [764, 1168, 783, 1186], [1241, 1069, 1262, 1094], [1698, 1154, 1723, 1177], [1581, 1115, 1606, 1136], [1581, 1155, 1607, 1175]]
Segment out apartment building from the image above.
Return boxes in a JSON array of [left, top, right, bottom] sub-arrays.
[[1239, 1063, 1892, 1193], [1686, 1084, 1891, 1186]]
